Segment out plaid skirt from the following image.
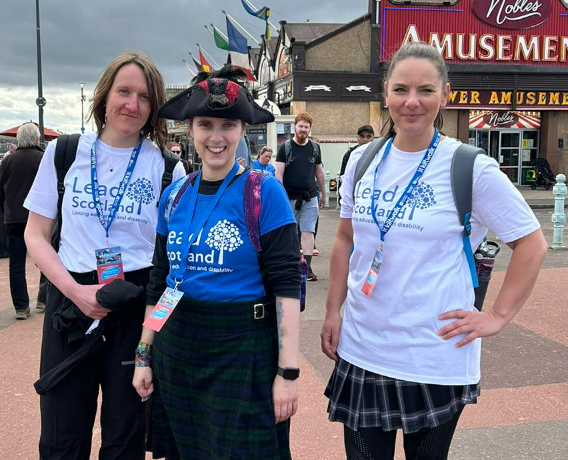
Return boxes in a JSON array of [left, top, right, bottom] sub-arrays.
[[149, 298, 290, 460], [325, 356, 480, 434]]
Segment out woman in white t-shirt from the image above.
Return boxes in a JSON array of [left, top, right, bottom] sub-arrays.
[[24, 51, 185, 460], [321, 42, 548, 459]]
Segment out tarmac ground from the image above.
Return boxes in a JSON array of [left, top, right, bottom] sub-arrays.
[[0, 186, 566, 459]]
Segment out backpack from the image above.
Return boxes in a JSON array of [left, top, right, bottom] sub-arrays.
[[283, 139, 320, 167], [351, 137, 495, 311], [165, 169, 308, 312], [51, 134, 179, 250]]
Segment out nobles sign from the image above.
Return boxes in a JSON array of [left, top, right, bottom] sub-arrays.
[[473, 0, 552, 29]]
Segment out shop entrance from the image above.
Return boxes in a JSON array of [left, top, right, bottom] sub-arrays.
[[468, 111, 541, 185]]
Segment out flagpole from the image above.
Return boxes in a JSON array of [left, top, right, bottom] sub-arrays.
[[182, 60, 197, 77], [209, 23, 228, 41], [222, 10, 261, 45], [197, 44, 221, 68], [242, 0, 279, 34], [204, 25, 213, 37]]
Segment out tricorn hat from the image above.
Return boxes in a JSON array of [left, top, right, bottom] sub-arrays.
[[158, 65, 274, 125]]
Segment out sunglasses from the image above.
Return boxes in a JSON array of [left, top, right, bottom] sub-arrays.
[[171, 150, 181, 154]]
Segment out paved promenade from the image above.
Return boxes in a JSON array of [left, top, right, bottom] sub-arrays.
[[0, 187, 566, 459]]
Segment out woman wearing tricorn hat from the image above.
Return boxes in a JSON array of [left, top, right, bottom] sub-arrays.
[[133, 66, 301, 459]]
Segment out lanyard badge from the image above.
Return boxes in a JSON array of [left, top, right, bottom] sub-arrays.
[[361, 244, 384, 297], [95, 246, 125, 284], [361, 129, 440, 296], [143, 285, 184, 332]]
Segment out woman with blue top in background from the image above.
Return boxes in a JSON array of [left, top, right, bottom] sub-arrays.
[[132, 66, 301, 460], [321, 42, 547, 459], [253, 145, 276, 175]]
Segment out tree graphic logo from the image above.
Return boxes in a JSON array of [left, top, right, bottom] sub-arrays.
[[127, 178, 155, 215], [205, 220, 243, 265], [405, 181, 436, 220]]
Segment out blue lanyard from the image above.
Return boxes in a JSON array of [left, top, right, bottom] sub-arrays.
[[371, 129, 441, 242], [90, 138, 142, 243], [169, 161, 240, 287]]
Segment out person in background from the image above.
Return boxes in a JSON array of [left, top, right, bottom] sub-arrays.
[[133, 66, 301, 460], [275, 112, 326, 281], [0, 123, 43, 319], [24, 50, 185, 460], [167, 140, 191, 173], [321, 41, 547, 459], [338, 125, 375, 206], [252, 146, 276, 175]]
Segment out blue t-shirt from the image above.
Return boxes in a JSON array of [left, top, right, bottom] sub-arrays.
[[252, 159, 276, 176], [157, 171, 295, 302]]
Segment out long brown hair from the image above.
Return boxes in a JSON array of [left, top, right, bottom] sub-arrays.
[[88, 50, 167, 148], [382, 42, 449, 139]]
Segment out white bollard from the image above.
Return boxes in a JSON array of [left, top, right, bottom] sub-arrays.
[[324, 171, 331, 208], [551, 174, 567, 250]]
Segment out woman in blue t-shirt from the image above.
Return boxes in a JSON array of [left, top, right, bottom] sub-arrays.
[[252, 146, 276, 175], [133, 66, 301, 460]]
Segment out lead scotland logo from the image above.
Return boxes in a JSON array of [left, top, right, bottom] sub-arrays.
[[205, 220, 244, 265]]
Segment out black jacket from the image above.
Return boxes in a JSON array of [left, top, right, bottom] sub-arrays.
[[0, 145, 43, 223]]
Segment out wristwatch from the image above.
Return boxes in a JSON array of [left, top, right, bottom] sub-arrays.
[[277, 367, 300, 380]]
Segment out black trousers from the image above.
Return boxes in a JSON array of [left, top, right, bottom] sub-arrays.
[[39, 269, 150, 460], [5, 222, 29, 310], [344, 407, 463, 460]]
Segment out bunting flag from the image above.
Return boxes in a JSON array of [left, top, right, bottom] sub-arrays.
[[240, 0, 271, 40], [198, 48, 213, 73], [226, 18, 256, 81], [213, 25, 230, 51]]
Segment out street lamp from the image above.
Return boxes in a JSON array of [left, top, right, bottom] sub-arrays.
[[35, 0, 46, 146], [80, 83, 86, 134]]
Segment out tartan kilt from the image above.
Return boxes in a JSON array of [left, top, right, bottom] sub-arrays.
[[149, 297, 291, 460], [325, 356, 480, 434]]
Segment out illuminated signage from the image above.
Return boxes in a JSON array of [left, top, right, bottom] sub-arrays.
[[472, 0, 553, 29], [447, 90, 568, 109], [469, 110, 541, 128], [381, 0, 568, 66]]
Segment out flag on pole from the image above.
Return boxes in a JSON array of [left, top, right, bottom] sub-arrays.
[[226, 18, 256, 81], [191, 56, 202, 72], [213, 26, 230, 51], [240, 0, 271, 40], [198, 48, 213, 73]]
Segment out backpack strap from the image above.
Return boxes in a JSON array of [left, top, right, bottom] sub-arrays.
[[451, 143, 486, 289], [284, 139, 293, 167], [52, 134, 80, 249], [161, 148, 180, 199], [351, 137, 389, 199], [244, 170, 264, 253], [165, 170, 199, 222]]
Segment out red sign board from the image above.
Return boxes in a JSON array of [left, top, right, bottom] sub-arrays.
[[468, 110, 542, 129], [472, 0, 553, 29], [380, 0, 568, 66], [447, 89, 568, 109]]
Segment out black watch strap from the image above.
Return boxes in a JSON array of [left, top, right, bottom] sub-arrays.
[[277, 366, 300, 380]]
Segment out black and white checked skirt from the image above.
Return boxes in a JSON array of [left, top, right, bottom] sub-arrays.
[[325, 356, 480, 434]]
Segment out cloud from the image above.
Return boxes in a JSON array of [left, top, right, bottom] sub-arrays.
[[0, 0, 368, 133]]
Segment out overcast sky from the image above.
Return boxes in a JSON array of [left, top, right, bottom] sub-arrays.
[[0, 0, 369, 136]]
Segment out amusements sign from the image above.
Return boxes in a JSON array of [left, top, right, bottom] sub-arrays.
[[380, 0, 568, 66], [447, 90, 568, 109]]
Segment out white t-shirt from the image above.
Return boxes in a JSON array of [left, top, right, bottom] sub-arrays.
[[338, 136, 540, 385], [25, 132, 186, 273]]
